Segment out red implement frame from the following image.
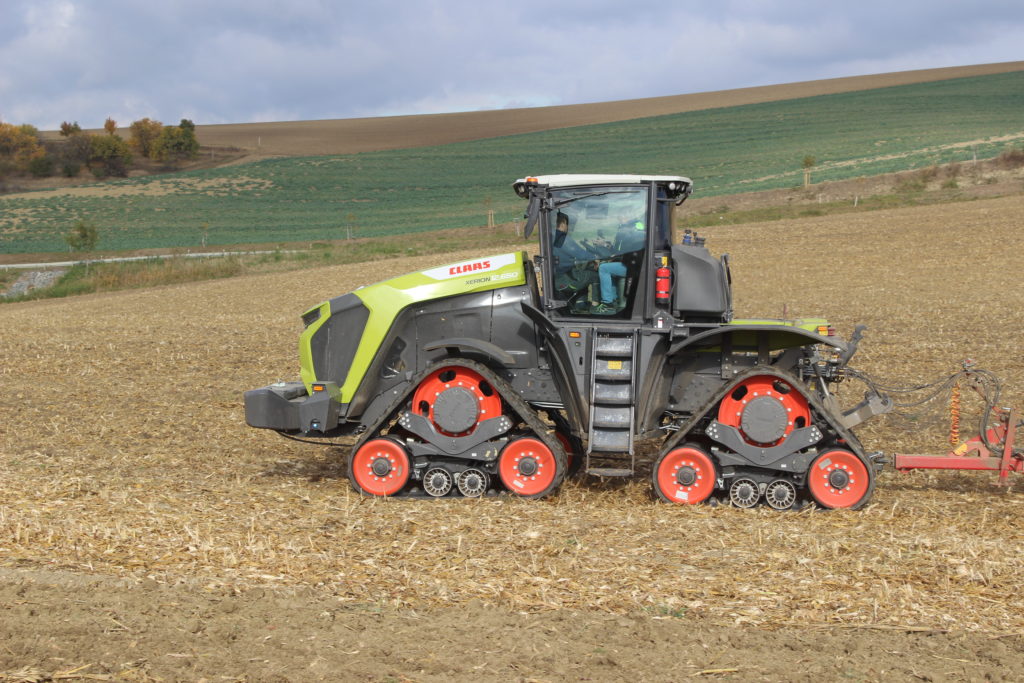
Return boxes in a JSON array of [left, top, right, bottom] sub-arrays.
[[894, 406, 1022, 484]]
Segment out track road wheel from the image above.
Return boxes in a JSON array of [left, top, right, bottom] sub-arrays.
[[807, 449, 872, 509], [653, 445, 717, 504], [349, 438, 411, 497], [422, 467, 454, 497], [729, 477, 760, 508], [498, 437, 563, 498], [764, 479, 797, 510], [456, 468, 489, 497]]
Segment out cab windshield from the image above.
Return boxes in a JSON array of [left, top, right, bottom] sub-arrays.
[[545, 186, 648, 317]]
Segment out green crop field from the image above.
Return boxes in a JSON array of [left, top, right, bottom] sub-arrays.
[[2, 70, 1022, 254]]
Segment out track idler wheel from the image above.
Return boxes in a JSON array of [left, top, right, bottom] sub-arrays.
[[807, 449, 872, 509], [498, 437, 562, 498], [653, 445, 717, 504], [349, 438, 411, 497]]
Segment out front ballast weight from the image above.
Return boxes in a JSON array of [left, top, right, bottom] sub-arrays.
[[347, 361, 569, 500]]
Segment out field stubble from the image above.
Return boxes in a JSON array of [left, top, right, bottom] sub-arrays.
[[1, 195, 1023, 679]]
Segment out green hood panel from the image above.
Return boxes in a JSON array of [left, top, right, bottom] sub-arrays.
[[730, 317, 829, 333], [305, 252, 527, 401], [673, 318, 843, 355], [728, 317, 835, 348]]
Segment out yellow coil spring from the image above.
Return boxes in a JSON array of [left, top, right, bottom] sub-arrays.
[[949, 382, 961, 446]]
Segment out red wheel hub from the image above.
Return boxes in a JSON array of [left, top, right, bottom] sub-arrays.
[[498, 437, 558, 497], [807, 449, 870, 509], [718, 376, 810, 446], [350, 438, 410, 496], [654, 446, 716, 504], [412, 366, 503, 436]]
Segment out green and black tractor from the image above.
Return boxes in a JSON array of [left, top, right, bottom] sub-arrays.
[[245, 174, 891, 508]]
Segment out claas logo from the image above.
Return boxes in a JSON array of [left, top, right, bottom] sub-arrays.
[[449, 260, 492, 275]]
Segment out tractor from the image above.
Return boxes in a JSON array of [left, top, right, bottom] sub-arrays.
[[245, 174, 894, 508]]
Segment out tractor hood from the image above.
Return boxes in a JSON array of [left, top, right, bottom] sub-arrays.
[[300, 252, 527, 402]]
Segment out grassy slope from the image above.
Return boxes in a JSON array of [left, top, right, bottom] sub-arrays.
[[2, 70, 1022, 254], [185, 62, 1024, 156]]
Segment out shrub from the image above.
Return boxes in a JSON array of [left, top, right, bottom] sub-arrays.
[[0, 122, 45, 172], [62, 133, 93, 166], [129, 118, 163, 158], [64, 219, 100, 254], [151, 119, 199, 163], [59, 121, 82, 137], [89, 134, 132, 177], [895, 171, 926, 194], [996, 145, 1024, 169], [28, 154, 55, 177]]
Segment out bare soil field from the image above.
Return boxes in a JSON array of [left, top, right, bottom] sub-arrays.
[[2, 195, 1024, 680]]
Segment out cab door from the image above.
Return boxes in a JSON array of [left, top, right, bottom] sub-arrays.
[[539, 184, 652, 321]]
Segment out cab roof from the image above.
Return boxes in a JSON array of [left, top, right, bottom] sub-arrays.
[[515, 174, 692, 188]]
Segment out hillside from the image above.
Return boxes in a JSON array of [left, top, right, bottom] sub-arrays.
[[6, 63, 1023, 257], [192, 62, 1024, 156], [36, 62, 1024, 158]]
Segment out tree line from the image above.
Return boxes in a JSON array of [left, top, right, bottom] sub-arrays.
[[0, 117, 200, 182]]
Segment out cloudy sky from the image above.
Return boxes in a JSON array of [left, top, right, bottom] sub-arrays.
[[2, 0, 1022, 131]]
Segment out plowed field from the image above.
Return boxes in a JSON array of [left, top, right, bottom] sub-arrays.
[[189, 63, 1024, 157], [2, 195, 1023, 681]]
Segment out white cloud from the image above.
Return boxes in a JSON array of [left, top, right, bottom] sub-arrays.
[[1, 0, 1021, 130]]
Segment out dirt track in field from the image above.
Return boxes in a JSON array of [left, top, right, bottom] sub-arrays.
[[2, 195, 1024, 680]]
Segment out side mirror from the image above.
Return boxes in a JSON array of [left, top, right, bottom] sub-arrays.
[[523, 195, 541, 239]]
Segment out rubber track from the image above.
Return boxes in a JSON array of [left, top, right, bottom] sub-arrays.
[[351, 358, 568, 498], [659, 366, 876, 509]]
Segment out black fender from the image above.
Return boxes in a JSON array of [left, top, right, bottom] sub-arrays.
[[422, 337, 516, 367], [669, 324, 848, 357]]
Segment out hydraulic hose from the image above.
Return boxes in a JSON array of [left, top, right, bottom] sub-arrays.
[[846, 366, 1005, 452]]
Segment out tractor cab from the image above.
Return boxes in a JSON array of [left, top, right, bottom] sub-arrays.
[[514, 174, 737, 466], [514, 174, 725, 324]]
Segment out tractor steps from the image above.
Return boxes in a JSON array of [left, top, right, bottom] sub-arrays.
[[587, 330, 637, 476], [586, 467, 634, 478]]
